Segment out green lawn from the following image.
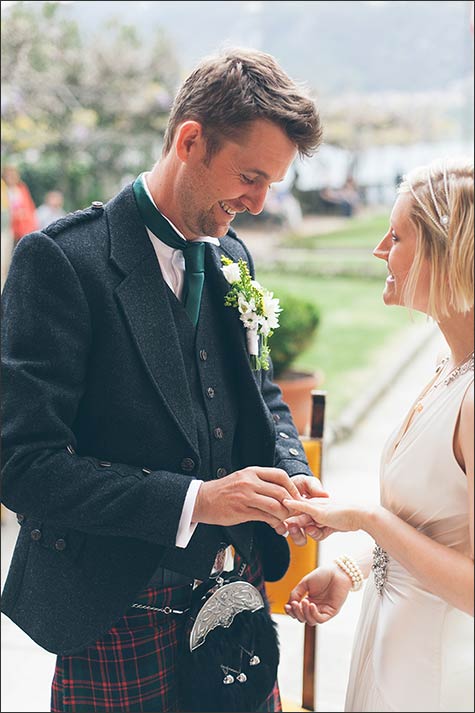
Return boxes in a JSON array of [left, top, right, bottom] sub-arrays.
[[282, 211, 390, 250], [260, 271, 420, 421]]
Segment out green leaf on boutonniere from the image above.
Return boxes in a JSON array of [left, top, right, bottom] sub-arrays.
[[220, 256, 281, 371]]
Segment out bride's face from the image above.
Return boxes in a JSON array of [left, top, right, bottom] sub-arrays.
[[373, 193, 431, 312]]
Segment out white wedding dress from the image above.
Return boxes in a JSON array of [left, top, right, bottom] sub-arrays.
[[345, 363, 474, 712]]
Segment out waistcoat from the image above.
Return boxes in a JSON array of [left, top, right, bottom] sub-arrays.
[[148, 277, 240, 586]]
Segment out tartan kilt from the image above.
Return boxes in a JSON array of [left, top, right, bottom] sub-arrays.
[[51, 553, 282, 713]]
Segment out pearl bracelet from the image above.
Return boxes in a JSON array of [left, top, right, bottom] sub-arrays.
[[335, 555, 364, 592]]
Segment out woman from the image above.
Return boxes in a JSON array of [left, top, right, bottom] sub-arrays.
[[284, 157, 474, 712]]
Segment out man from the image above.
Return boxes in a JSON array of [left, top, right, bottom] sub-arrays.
[[36, 190, 66, 229], [1, 48, 323, 712], [1, 164, 38, 243]]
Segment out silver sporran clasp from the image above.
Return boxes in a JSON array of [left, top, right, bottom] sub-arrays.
[[189, 581, 264, 651]]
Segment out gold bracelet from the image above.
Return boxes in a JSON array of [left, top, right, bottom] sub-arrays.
[[335, 555, 364, 592]]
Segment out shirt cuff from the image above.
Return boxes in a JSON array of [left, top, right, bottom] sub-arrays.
[[175, 479, 203, 548]]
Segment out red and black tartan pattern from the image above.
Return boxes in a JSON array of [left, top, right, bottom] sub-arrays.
[[51, 555, 282, 712]]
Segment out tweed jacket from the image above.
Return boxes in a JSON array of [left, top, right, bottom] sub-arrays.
[[1, 184, 312, 654]]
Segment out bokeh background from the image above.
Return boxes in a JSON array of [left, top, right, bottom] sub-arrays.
[[2, 0, 473, 428], [1, 3, 474, 712]]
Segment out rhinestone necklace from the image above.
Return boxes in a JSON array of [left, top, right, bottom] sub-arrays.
[[413, 350, 474, 414], [434, 350, 474, 387]]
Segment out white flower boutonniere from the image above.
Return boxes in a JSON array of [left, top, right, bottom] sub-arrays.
[[221, 256, 282, 371]]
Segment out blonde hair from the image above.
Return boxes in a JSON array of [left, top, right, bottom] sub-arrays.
[[398, 157, 474, 320]]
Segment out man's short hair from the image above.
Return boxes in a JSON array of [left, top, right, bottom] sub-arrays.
[[162, 47, 322, 162]]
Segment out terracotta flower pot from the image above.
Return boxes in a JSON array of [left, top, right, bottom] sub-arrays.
[[275, 370, 322, 436]]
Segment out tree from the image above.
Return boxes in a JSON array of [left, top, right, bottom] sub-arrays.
[[1, 1, 180, 208]]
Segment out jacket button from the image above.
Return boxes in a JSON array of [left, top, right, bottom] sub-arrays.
[[181, 457, 195, 472], [99, 461, 112, 467], [279, 432, 289, 439], [54, 538, 67, 551], [289, 448, 299, 456], [199, 349, 208, 361], [272, 414, 280, 423], [30, 529, 42, 541], [216, 467, 227, 478], [66, 444, 76, 455], [213, 427, 224, 440], [142, 468, 152, 475], [91, 201, 103, 209], [16, 513, 25, 525], [206, 387, 215, 399]]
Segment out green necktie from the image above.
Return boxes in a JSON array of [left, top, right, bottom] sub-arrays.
[[133, 174, 205, 326]]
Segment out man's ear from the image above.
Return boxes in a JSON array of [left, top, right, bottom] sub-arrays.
[[175, 121, 205, 163]]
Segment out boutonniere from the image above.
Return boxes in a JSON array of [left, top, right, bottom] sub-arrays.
[[221, 256, 282, 371]]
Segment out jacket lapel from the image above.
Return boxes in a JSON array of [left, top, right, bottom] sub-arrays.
[[205, 241, 264, 393], [205, 241, 275, 450], [206, 243, 251, 364], [107, 186, 199, 456]]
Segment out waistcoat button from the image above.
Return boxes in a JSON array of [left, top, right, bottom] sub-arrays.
[[181, 457, 195, 472], [16, 513, 25, 525], [199, 350, 208, 361], [30, 529, 42, 541], [216, 467, 227, 478], [55, 538, 67, 551], [279, 432, 289, 439], [213, 427, 224, 440], [206, 387, 215, 399], [289, 448, 299, 456]]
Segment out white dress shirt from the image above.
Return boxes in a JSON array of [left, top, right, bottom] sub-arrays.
[[141, 175, 219, 548]]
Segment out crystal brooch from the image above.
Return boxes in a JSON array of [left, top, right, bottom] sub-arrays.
[[372, 544, 389, 594]]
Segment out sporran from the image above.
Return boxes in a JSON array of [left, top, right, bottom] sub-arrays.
[[179, 564, 279, 712]]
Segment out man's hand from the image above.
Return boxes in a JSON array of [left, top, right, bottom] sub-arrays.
[[291, 474, 328, 499], [275, 474, 329, 545], [192, 467, 302, 528]]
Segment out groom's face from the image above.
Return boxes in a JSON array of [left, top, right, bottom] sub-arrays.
[[177, 119, 297, 239]]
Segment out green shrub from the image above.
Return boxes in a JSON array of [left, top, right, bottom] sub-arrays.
[[270, 291, 321, 378]]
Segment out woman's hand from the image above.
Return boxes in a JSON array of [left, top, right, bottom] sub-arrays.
[[283, 496, 368, 533], [284, 511, 337, 542], [285, 564, 353, 625], [274, 475, 331, 545]]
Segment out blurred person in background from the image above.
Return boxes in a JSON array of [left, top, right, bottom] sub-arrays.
[[1, 164, 38, 244], [36, 189, 66, 229], [1, 48, 326, 713], [284, 157, 474, 712], [1, 175, 14, 290], [320, 175, 360, 217]]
